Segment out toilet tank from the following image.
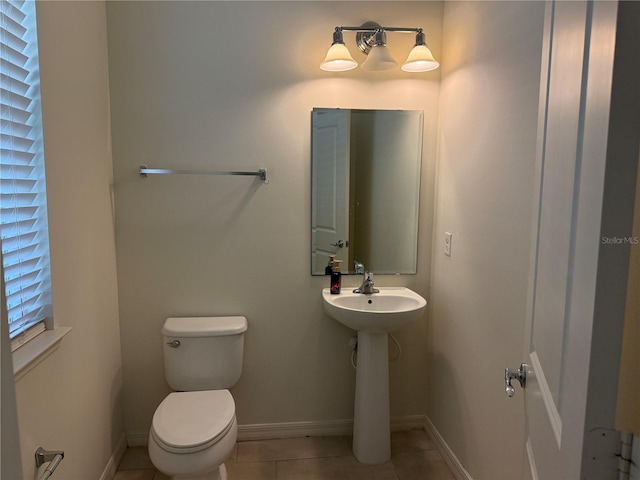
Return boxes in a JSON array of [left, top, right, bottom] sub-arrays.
[[162, 316, 247, 391]]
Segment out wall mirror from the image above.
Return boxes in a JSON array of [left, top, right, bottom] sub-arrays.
[[311, 108, 423, 275]]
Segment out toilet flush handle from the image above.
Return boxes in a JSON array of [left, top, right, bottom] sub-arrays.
[[166, 340, 181, 348]]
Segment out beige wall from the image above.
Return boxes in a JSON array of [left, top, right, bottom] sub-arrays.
[[429, 2, 544, 478], [7, 1, 630, 478], [107, 1, 442, 440], [13, 2, 124, 479]]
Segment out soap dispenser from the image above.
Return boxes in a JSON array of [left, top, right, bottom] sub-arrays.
[[330, 260, 343, 294], [325, 254, 336, 275]]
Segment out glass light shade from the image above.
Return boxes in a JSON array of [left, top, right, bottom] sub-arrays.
[[360, 44, 397, 71], [401, 45, 440, 72], [320, 43, 358, 71]]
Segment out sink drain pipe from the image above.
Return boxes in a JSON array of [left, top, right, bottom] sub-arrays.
[[351, 333, 402, 369]]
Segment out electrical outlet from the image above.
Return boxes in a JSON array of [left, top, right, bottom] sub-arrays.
[[444, 232, 452, 256]]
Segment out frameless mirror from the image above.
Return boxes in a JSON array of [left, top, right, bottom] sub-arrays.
[[311, 108, 423, 275]]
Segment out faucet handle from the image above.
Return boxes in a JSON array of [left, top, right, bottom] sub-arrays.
[[367, 273, 378, 288], [354, 261, 365, 274]]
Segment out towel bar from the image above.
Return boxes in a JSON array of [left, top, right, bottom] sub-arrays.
[[139, 165, 268, 182]]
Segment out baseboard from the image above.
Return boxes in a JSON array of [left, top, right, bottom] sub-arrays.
[[424, 417, 473, 480], [126, 415, 427, 445], [127, 432, 149, 447], [238, 415, 426, 441], [237, 418, 353, 441], [390, 415, 428, 432], [99, 433, 127, 480]]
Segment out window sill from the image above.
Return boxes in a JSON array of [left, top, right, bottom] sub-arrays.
[[13, 327, 72, 381]]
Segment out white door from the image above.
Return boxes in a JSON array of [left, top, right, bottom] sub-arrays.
[[519, 1, 635, 479], [311, 109, 350, 273]]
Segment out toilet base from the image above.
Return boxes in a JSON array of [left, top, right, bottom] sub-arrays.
[[171, 463, 227, 480]]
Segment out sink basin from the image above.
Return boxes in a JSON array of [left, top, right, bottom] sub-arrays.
[[322, 286, 427, 464], [322, 287, 427, 333]]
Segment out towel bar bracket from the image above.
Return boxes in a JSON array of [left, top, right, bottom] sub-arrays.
[[35, 447, 64, 480]]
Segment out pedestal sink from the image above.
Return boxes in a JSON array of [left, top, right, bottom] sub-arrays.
[[322, 287, 427, 464]]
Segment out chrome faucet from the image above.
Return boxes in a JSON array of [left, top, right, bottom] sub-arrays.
[[353, 262, 379, 294]]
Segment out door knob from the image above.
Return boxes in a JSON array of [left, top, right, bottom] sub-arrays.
[[505, 363, 527, 397], [330, 240, 346, 248]]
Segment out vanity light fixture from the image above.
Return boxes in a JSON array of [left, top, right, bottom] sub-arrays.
[[320, 22, 439, 73], [320, 28, 358, 71]]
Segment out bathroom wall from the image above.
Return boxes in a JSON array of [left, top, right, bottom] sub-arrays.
[[351, 111, 422, 273], [107, 1, 442, 440], [12, 2, 125, 478], [429, 2, 545, 478]]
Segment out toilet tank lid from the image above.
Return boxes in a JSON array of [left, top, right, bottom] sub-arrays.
[[163, 316, 248, 337]]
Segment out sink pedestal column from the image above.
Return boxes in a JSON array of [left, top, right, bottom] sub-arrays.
[[353, 331, 390, 464]]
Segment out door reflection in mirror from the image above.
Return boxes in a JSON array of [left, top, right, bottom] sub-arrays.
[[311, 108, 423, 275]]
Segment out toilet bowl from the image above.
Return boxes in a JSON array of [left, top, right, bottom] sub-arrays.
[[149, 390, 237, 480], [148, 317, 247, 480]]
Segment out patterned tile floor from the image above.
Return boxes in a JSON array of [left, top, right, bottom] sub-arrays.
[[114, 429, 456, 480]]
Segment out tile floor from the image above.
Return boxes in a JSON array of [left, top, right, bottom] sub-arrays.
[[114, 429, 456, 480]]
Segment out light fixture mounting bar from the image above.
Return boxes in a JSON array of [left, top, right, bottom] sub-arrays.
[[335, 24, 426, 54], [336, 26, 422, 33]]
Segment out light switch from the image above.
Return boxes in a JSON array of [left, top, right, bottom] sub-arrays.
[[444, 232, 452, 256]]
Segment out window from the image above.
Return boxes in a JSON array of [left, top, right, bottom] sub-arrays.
[[1, 0, 53, 351]]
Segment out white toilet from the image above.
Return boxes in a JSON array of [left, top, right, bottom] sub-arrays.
[[148, 316, 247, 480]]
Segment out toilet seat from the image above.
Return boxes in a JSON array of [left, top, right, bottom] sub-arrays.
[[151, 390, 235, 454]]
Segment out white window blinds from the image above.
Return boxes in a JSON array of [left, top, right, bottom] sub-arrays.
[[1, 0, 52, 345]]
